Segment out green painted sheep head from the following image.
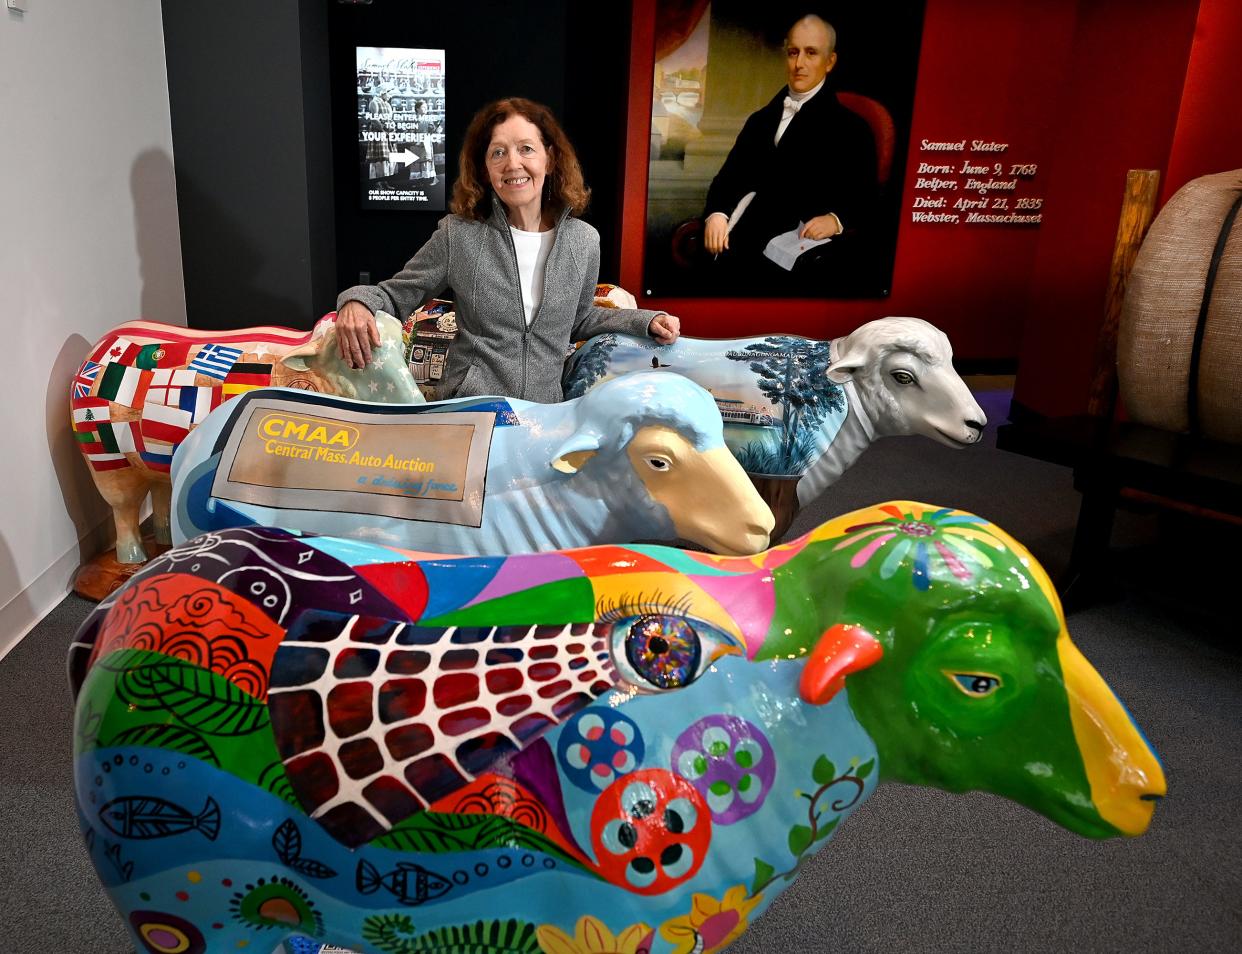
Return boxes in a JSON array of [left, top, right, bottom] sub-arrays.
[[766, 502, 1165, 839]]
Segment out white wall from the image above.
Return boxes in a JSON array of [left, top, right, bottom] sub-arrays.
[[0, 0, 185, 657]]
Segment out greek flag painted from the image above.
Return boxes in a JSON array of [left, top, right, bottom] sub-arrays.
[[189, 344, 243, 380]]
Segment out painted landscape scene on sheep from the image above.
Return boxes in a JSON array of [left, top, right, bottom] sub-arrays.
[[562, 318, 986, 509]]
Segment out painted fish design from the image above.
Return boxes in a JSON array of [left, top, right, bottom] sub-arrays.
[[356, 859, 452, 906], [98, 795, 221, 841]]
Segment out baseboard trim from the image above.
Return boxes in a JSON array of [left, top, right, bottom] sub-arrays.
[[0, 517, 114, 664]]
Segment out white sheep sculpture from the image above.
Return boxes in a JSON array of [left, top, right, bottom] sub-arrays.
[[564, 316, 986, 534]]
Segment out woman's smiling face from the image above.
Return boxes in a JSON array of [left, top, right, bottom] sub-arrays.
[[485, 114, 551, 222]]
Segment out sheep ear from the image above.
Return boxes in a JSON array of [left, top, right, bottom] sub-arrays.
[[281, 334, 326, 373], [826, 332, 875, 384], [826, 348, 868, 384], [282, 352, 313, 372], [799, 623, 884, 705], [550, 433, 600, 474]]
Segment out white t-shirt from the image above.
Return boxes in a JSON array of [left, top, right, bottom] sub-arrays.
[[510, 225, 557, 326]]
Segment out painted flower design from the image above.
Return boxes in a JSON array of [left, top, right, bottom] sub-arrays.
[[537, 914, 655, 954], [659, 885, 763, 954], [833, 504, 1004, 591]]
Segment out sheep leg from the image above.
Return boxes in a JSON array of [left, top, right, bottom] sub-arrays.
[[149, 476, 173, 546], [92, 467, 150, 564]]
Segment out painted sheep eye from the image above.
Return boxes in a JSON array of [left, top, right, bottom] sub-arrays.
[[643, 456, 671, 472], [604, 613, 741, 693], [950, 672, 1002, 696], [891, 369, 917, 386]]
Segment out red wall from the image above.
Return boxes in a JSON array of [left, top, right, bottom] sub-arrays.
[[1162, 0, 1242, 202], [1010, 0, 1201, 418], [620, 0, 1206, 386]]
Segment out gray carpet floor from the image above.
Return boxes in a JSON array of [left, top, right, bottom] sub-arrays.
[[2, 382, 1239, 952]]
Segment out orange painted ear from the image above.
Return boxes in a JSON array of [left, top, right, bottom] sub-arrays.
[[799, 624, 884, 705]]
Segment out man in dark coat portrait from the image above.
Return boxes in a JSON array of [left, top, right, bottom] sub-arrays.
[[702, 14, 879, 294]]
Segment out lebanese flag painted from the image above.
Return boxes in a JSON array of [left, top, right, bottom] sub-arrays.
[[71, 398, 110, 432]]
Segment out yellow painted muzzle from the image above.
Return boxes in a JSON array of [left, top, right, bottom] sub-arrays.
[[1058, 632, 1166, 835]]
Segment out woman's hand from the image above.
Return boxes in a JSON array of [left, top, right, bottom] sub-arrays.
[[336, 301, 381, 369], [648, 313, 681, 345]]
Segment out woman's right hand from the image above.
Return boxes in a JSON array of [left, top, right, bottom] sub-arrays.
[[336, 300, 381, 369]]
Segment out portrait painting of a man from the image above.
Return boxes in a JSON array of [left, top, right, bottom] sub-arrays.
[[644, 2, 925, 298]]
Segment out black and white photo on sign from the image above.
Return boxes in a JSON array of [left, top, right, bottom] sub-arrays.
[[643, 1, 925, 299], [357, 46, 446, 211]]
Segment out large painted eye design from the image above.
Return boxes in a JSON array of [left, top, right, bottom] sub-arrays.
[[890, 369, 917, 386], [590, 769, 710, 895], [607, 615, 739, 692], [948, 672, 1002, 696]]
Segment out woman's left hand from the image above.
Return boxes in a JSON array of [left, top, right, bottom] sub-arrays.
[[648, 313, 681, 345]]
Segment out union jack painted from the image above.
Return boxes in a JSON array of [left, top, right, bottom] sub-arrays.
[[73, 360, 101, 400]]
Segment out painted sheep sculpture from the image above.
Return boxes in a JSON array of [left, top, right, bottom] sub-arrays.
[[170, 371, 775, 557], [72, 312, 423, 564], [564, 317, 987, 535], [68, 500, 1164, 954]]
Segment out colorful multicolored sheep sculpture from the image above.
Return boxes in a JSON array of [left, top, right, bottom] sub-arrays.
[[72, 312, 423, 564], [68, 501, 1164, 954], [563, 318, 986, 534], [170, 372, 774, 557]]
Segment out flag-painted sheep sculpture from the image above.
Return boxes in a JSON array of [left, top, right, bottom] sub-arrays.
[[563, 317, 987, 535], [72, 312, 423, 564], [170, 372, 775, 557], [67, 500, 1164, 954]]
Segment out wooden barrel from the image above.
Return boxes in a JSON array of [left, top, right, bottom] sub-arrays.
[[1117, 169, 1242, 442]]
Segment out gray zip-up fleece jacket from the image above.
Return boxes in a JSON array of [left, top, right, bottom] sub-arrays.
[[337, 198, 661, 403]]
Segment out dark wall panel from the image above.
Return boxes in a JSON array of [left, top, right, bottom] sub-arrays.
[[162, 0, 334, 329]]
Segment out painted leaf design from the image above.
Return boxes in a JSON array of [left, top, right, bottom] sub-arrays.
[[371, 814, 587, 871], [752, 857, 775, 895], [814, 817, 840, 843], [288, 857, 338, 880], [258, 761, 300, 806], [857, 758, 876, 780], [273, 818, 302, 863], [105, 723, 221, 767], [811, 755, 837, 786], [788, 823, 813, 857], [271, 818, 336, 879], [116, 661, 267, 736], [75, 699, 103, 752], [407, 918, 541, 954]]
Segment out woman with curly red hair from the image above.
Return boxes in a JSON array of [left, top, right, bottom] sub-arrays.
[[335, 97, 679, 402]]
